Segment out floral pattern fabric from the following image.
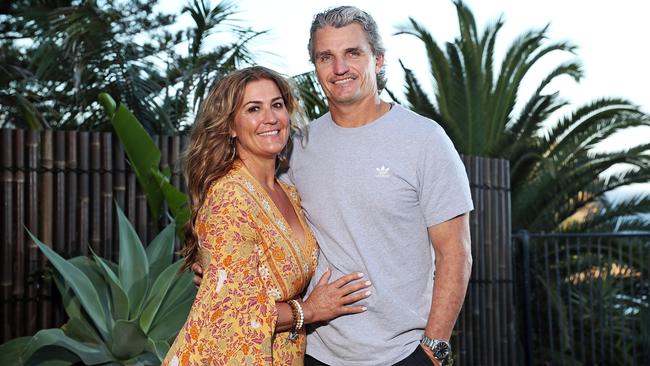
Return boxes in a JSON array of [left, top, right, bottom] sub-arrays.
[[163, 163, 318, 365]]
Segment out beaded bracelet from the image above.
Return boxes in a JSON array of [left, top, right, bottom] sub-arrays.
[[287, 299, 304, 341]]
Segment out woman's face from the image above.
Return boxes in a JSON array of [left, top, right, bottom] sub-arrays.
[[232, 79, 290, 161]]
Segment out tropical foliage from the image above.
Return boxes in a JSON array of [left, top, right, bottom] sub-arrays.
[[395, 1, 650, 232], [0, 205, 196, 365], [395, 6, 650, 363], [518, 234, 650, 365], [292, 71, 328, 121], [0, 0, 263, 133], [100, 92, 190, 229]]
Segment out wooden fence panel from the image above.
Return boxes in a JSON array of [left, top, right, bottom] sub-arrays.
[[25, 131, 39, 336], [12, 129, 25, 338], [78, 132, 89, 258], [453, 156, 515, 366], [1, 130, 515, 366], [101, 133, 113, 260], [52, 131, 66, 327], [1, 129, 13, 341], [0, 130, 188, 342]]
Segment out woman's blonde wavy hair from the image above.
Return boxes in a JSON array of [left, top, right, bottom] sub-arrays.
[[180, 66, 298, 271]]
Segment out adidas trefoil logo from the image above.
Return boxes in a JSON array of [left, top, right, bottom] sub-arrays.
[[375, 165, 390, 178]]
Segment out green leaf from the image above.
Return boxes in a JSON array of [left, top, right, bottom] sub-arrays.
[[140, 259, 185, 333], [145, 222, 176, 282], [52, 272, 104, 345], [151, 268, 195, 325], [148, 293, 195, 342], [110, 102, 164, 220], [27, 230, 110, 341], [67, 256, 112, 330], [131, 352, 162, 365], [93, 252, 130, 322], [61, 316, 102, 345], [25, 347, 79, 366], [16, 94, 47, 130], [145, 339, 170, 362], [161, 165, 172, 179], [116, 205, 150, 319], [0, 336, 31, 365], [52, 270, 83, 321], [98, 92, 116, 120], [151, 168, 191, 235], [110, 320, 148, 361], [22, 329, 113, 365]]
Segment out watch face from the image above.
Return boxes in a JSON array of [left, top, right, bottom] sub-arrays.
[[433, 342, 450, 359]]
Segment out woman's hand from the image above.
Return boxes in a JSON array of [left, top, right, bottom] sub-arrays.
[[302, 267, 371, 324], [193, 262, 371, 323], [191, 262, 203, 287]]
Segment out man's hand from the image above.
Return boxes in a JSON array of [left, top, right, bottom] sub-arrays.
[[191, 262, 203, 287]]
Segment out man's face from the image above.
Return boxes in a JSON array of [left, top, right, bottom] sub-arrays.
[[313, 23, 383, 107]]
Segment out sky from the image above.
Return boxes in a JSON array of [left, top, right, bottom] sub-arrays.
[[160, 0, 649, 196], [232, 1, 650, 112], [171, 0, 650, 146]]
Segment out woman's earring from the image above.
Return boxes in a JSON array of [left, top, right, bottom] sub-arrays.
[[229, 136, 236, 161], [278, 144, 288, 162]]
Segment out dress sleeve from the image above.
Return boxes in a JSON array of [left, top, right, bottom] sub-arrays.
[[182, 183, 278, 365]]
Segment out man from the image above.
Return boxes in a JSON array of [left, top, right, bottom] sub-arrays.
[[196, 6, 473, 366]]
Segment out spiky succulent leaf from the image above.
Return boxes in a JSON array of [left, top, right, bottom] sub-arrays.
[[22, 329, 113, 365], [116, 205, 150, 319], [27, 230, 111, 341], [145, 223, 177, 283], [0, 337, 31, 365], [94, 252, 130, 322], [140, 259, 185, 333], [110, 320, 148, 361]]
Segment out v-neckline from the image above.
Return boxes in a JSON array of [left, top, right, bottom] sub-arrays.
[[236, 162, 309, 250]]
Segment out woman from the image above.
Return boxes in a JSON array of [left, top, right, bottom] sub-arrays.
[[163, 66, 371, 365]]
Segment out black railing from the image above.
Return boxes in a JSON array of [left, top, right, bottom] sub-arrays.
[[514, 232, 650, 366]]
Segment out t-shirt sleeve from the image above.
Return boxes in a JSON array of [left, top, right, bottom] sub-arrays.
[[418, 126, 474, 227], [178, 184, 277, 364]]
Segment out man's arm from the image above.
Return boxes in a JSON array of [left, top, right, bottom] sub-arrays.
[[421, 213, 472, 365]]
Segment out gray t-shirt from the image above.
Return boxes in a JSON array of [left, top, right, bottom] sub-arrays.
[[282, 104, 473, 366]]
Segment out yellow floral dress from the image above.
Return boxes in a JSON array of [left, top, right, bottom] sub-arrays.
[[163, 163, 318, 366]]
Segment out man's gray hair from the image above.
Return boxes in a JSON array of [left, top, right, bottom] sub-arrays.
[[308, 6, 387, 92]]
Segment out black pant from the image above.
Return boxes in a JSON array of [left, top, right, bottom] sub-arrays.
[[304, 346, 434, 366]]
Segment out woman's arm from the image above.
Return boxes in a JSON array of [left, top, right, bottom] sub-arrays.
[[274, 268, 371, 332], [192, 263, 372, 333]]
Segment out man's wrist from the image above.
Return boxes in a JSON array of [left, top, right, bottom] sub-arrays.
[[419, 345, 443, 366], [420, 335, 451, 361]]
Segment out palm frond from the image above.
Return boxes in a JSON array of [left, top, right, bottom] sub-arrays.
[[291, 71, 328, 121]]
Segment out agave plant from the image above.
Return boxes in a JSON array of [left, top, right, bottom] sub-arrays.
[[0, 205, 196, 365]]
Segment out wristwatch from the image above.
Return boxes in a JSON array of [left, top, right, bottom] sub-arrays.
[[420, 335, 451, 361]]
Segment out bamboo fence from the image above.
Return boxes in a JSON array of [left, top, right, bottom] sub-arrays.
[[0, 129, 515, 365]]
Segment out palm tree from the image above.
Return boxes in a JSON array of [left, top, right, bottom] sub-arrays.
[[0, 0, 263, 133], [395, 3, 650, 364], [394, 1, 650, 232], [157, 0, 266, 132], [291, 71, 328, 121]]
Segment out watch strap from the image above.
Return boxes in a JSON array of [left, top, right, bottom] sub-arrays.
[[420, 335, 451, 361]]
